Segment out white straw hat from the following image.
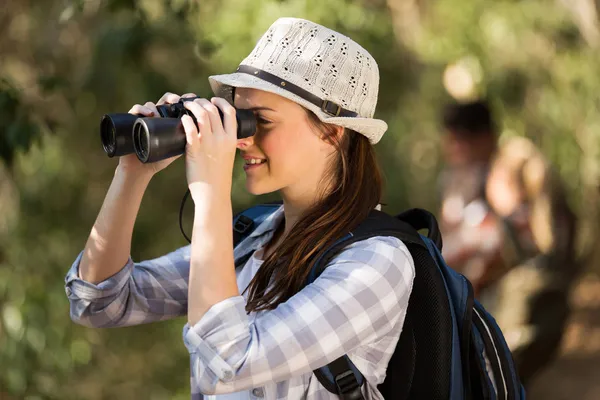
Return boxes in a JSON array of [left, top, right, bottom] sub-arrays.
[[209, 17, 388, 144]]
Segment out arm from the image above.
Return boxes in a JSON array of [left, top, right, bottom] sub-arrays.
[[79, 93, 185, 283], [182, 97, 240, 326], [66, 93, 194, 327], [522, 156, 574, 261], [79, 166, 153, 284], [187, 188, 237, 325], [66, 166, 192, 327], [183, 237, 415, 395], [66, 152, 185, 328]]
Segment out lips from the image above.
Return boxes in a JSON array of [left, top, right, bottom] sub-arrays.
[[244, 158, 267, 165], [242, 154, 267, 172]]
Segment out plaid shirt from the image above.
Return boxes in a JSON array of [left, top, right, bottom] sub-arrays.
[[65, 206, 415, 399]]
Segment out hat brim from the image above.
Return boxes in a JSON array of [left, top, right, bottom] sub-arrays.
[[209, 72, 387, 144]]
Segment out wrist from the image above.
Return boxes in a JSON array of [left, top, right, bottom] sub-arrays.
[[115, 164, 154, 184], [188, 179, 232, 202], [192, 187, 233, 227]]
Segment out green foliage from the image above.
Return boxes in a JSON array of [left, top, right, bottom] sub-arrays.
[[0, 79, 41, 168], [1, 0, 599, 398]]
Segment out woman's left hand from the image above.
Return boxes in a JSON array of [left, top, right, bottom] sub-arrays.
[[181, 97, 238, 199]]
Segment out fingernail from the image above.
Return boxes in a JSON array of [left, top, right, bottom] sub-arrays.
[[148, 111, 155, 116]]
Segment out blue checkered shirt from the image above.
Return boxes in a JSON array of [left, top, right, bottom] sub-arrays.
[[65, 206, 415, 399]]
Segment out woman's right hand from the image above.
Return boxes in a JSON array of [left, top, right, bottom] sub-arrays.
[[118, 92, 197, 177]]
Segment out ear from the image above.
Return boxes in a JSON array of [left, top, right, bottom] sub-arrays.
[[333, 125, 345, 141], [321, 124, 344, 143]]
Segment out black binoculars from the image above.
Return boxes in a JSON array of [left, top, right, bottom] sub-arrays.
[[100, 97, 257, 163]]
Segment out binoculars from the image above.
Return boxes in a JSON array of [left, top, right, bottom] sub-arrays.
[[100, 97, 257, 163]]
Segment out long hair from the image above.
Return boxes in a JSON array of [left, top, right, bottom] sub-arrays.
[[244, 110, 384, 312]]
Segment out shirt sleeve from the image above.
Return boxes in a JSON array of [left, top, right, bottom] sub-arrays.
[[183, 236, 415, 395], [65, 245, 191, 328]]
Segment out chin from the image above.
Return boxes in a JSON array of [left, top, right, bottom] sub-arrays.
[[245, 178, 279, 196]]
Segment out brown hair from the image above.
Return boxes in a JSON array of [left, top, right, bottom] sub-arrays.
[[244, 110, 383, 312]]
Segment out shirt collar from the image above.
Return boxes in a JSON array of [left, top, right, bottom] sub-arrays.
[[248, 205, 285, 239], [233, 205, 285, 262]]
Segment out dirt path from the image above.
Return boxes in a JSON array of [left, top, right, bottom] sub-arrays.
[[527, 274, 600, 399]]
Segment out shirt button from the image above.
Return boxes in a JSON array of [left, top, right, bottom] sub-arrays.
[[222, 370, 233, 381], [252, 388, 264, 398]]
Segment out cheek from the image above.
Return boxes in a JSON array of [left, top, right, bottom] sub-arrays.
[[252, 123, 329, 190], [258, 134, 287, 169], [260, 128, 306, 171]]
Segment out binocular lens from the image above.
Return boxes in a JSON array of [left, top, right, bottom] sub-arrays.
[[100, 113, 140, 157], [100, 117, 116, 156], [133, 122, 149, 162], [132, 118, 186, 163]]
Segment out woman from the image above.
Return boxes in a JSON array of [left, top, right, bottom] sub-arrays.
[[66, 17, 415, 399]]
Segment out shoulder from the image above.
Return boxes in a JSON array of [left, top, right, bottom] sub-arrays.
[[322, 236, 415, 289], [498, 136, 537, 157], [496, 136, 552, 193], [496, 136, 546, 171], [333, 235, 412, 263]]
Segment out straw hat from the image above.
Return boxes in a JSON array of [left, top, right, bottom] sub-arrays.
[[209, 17, 388, 144]]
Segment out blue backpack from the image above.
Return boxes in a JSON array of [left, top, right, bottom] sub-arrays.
[[232, 204, 526, 400]]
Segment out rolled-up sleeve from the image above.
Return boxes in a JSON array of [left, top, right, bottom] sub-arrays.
[[183, 236, 415, 395], [65, 245, 191, 328], [183, 297, 249, 389]]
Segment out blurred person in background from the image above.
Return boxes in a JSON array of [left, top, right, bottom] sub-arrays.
[[437, 99, 579, 387]]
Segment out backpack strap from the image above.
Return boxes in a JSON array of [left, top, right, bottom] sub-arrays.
[[308, 209, 433, 399], [307, 209, 429, 282], [396, 208, 443, 251]]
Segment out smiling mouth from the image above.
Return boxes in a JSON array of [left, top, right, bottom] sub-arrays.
[[244, 158, 267, 165]]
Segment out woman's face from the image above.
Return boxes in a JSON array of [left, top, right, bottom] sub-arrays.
[[234, 88, 338, 201]]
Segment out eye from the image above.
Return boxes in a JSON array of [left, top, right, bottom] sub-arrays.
[[256, 115, 272, 125]]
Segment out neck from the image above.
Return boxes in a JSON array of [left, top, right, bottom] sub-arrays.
[[262, 191, 316, 259], [278, 176, 334, 237], [279, 191, 315, 237]]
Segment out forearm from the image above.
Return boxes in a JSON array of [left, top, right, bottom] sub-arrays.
[[80, 166, 153, 283], [188, 183, 238, 325]]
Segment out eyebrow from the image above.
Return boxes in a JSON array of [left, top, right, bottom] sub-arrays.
[[246, 106, 276, 113]]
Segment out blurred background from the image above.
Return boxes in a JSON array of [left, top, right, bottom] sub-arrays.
[[1, 0, 599, 399]]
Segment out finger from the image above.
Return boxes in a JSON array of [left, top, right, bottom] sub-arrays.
[[143, 102, 159, 116], [181, 115, 199, 146], [157, 92, 181, 105], [184, 100, 212, 137], [181, 92, 198, 99], [128, 104, 155, 117], [211, 97, 237, 136], [194, 98, 224, 135]]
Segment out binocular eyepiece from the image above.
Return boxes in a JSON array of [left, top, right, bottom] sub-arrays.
[[100, 97, 257, 163]]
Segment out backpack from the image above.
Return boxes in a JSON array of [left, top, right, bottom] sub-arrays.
[[232, 204, 526, 400]]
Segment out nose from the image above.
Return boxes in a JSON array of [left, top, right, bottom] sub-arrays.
[[237, 135, 255, 150]]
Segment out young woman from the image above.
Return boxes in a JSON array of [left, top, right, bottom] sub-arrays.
[[65, 17, 415, 399]]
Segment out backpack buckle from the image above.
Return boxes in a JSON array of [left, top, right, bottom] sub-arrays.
[[233, 215, 254, 234], [334, 370, 363, 400]]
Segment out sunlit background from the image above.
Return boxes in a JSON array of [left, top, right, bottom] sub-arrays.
[[1, 0, 600, 399]]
